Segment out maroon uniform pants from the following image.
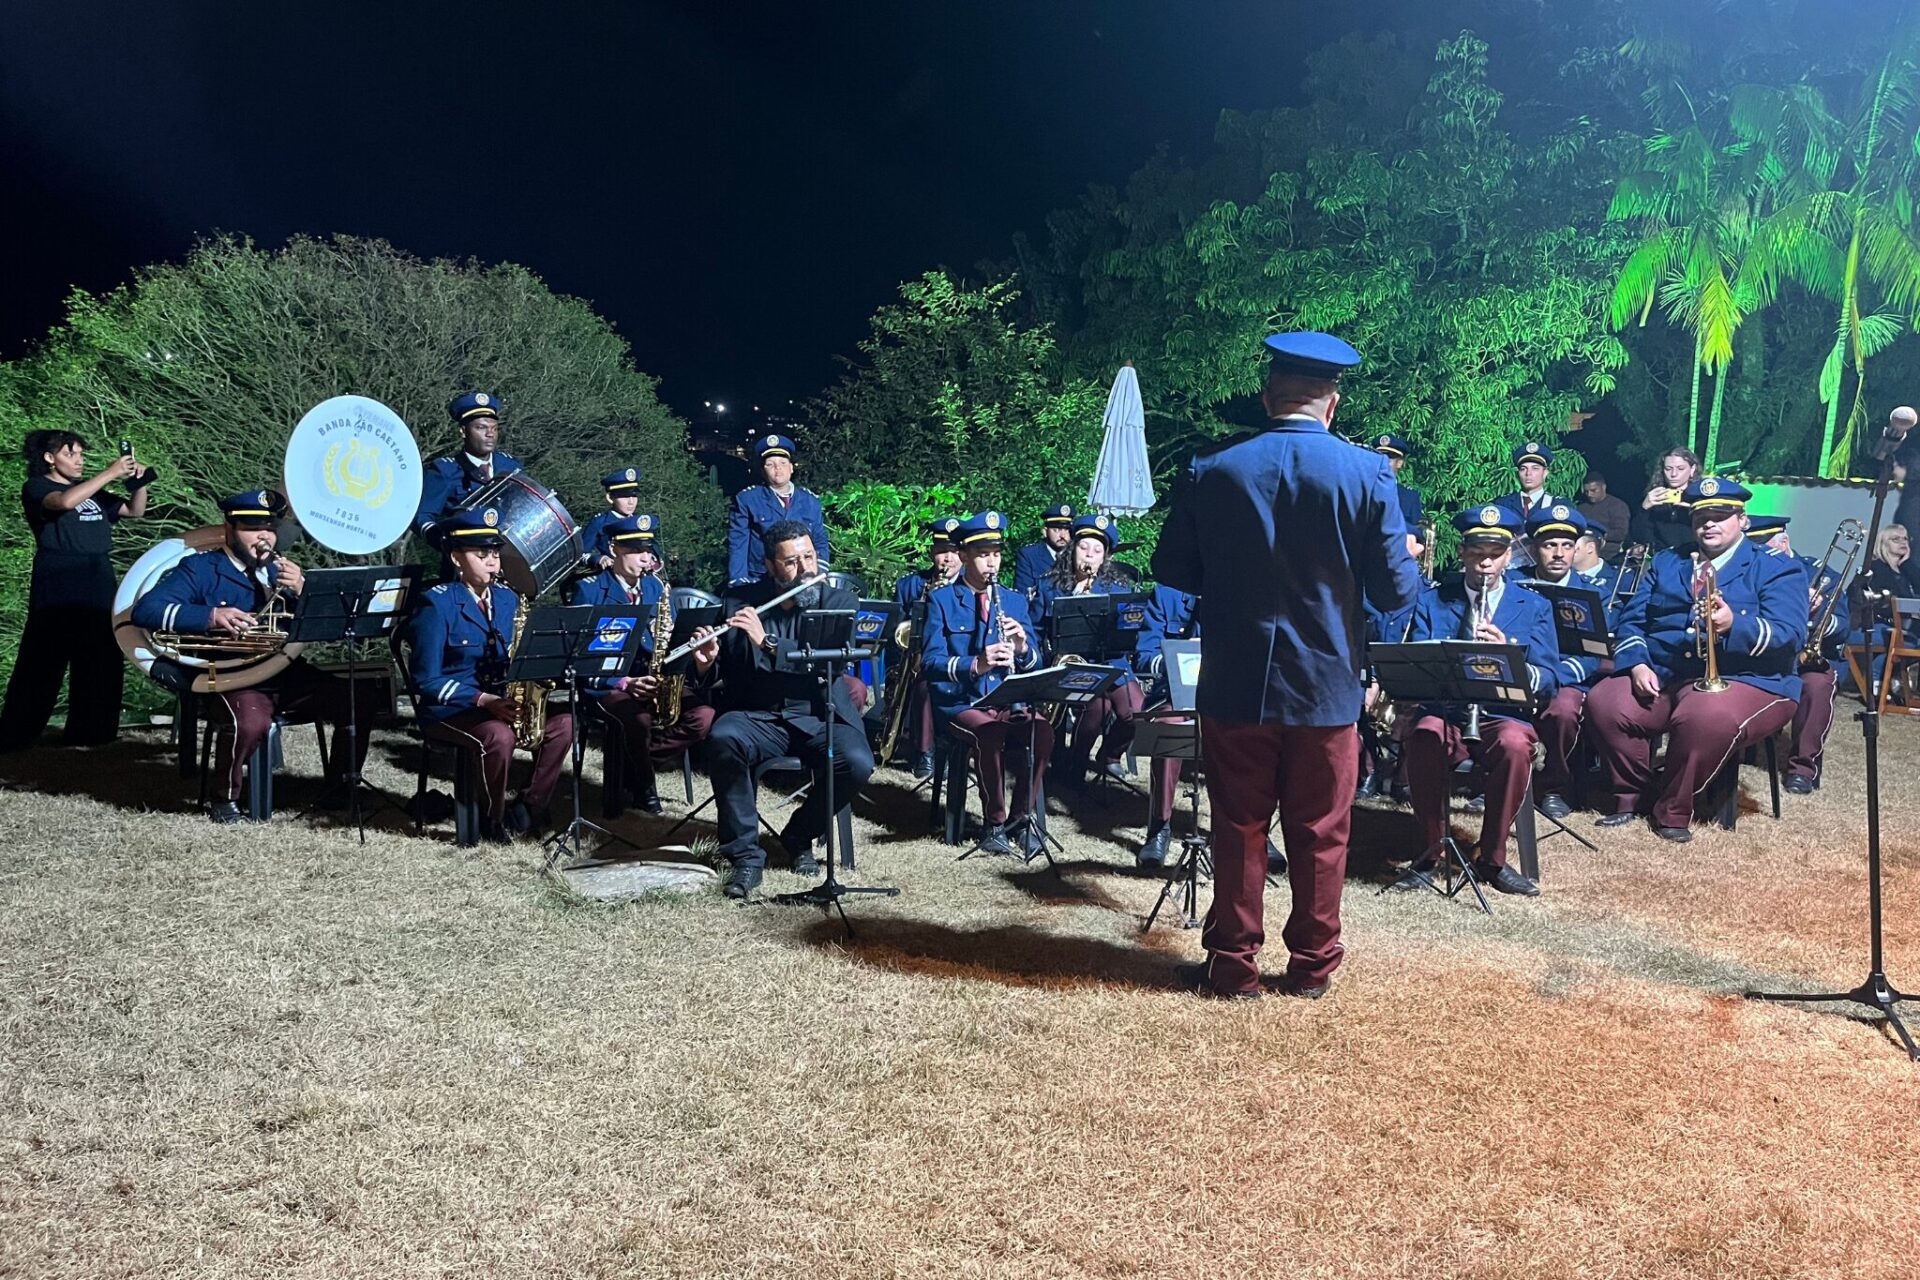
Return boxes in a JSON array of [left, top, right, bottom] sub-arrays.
[[1406, 714, 1535, 868], [1199, 717, 1356, 995], [1071, 680, 1143, 766], [423, 707, 576, 823], [212, 660, 380, 803], [1586, 675, 1797, 828], [592, 689, 717, 793], [949, 706, 1054, 825], [1533, 685, 1588, 797], [1788, 666, 1838, 784]]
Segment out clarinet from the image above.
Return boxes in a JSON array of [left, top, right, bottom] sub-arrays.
[[977, 574, 1010, 698]]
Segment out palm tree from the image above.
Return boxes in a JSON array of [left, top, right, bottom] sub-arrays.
[[1735, 36, 1920, 476], [1607, 107, 1779, 471]]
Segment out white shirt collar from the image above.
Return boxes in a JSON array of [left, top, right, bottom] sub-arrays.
[[768, 482, 796, 498], [463, 451, 493, 470], [1707, 541, 1740, 573], [1467, 575, 1505, 614]]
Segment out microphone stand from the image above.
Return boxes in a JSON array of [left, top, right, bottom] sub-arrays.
[[1744, 412, 1915, 1060]]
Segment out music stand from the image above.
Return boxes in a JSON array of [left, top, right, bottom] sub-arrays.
[[504, 603, 649, 869], [853, 598, 902, 721], [767, 608, 901, 937], [959, 662, 1121, 872], [285, 564, 421, 842], [1134, 717, 1212, 931], [1515, 580, 1611, 658], [1368, 639, 1534, 914], [1046, 593, 1148, 793]]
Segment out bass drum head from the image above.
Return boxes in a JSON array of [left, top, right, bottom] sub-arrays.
[[462, 473, 581, 597]]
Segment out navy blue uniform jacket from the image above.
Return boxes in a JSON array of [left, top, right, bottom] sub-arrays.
[[131, 548, 290, 635], [1134, 585, 1199, 680], [568, 570, 668, 691], [1407, 575, 1560, 714], [1030, 579, 1136, 688], [921, 580, 1043, 719], [1396, 483, 1426, 530], [726, 485, 831, 584], [1013, 542, 1058, 596], [578, 511, 625, 564], [1610, 540, 1807, 700], [403, 580, 517, 723], [412, 453, 524, 549], [1152, 415, 1421, 726]]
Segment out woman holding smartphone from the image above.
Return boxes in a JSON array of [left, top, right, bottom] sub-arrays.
[[0, 431, 153, 750], [1627, 446, 1701, 553]]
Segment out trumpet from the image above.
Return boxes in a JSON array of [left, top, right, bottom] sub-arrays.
[[1691, 555, 1729, 693], [1800, 519, 1867, 669], [1416, 518, 1438, 582]]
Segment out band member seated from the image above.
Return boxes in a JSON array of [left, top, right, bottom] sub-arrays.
[[569, 514, 713, 813], [924, 510, 1052, 857], [726, 434, 831, 586], [1032, 512, 1141, 788], [1586, 478, 1806, 841], [1369, 432, 1425, 528], [1519, 504, 1608, 820], [1013, 503, 1074, 595], [130, 490, 377, 824], [1569, 519, 1621, 596], [403, 506, 576, 843], [889, 517, 962, 777], [413, 392, 523, 572], [579, 467, 642, 569], [704, 519, 871, 899], [1396, 506, 1558, 896], [1746, 516, 1848, 795]]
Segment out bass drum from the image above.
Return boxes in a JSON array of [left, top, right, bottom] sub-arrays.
[[457, 472, 582, 597], [113, 527, 304, 694]]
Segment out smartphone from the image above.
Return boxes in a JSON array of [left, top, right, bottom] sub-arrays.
[[119, 439, 133, 458]]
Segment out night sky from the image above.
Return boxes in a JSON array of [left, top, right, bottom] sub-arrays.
[[1, 2, 1429, 417]]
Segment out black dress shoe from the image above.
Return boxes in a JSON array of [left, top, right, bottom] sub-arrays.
[[1538, 792, 1572, 821], [1279, 974, 1331, 999], [505, 798, 533, 834], [1387, 860, 1438, 891], [1475, 860, 1540, 896], [1137, 825, 1172, 868], [1653, 825, 1693, 843], [209, 800, 244, 825], [723, 860, 764, 900], [1097, 760, 1132, 782], [1784, 775, 1815, 795], [1596, 810, 1639, 828], [976, 824, 1017, 857], [1463, 793, 1486, 814], [790, 846, 820, 877], [1266, 839, 1288, 876], [639, 787, 664, 815], [912, 751, 934, 779], [1173, 961, 1261, 1001]]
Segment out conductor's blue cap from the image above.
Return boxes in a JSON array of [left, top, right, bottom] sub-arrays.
[[1263, 331, 1361, 380]]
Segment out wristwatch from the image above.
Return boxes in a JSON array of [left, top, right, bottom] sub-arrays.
[[761, 634, 779, 657]]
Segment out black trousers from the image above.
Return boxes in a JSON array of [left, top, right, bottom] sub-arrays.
[[707, 708, 874, 866], [0, 603, 125, 750]]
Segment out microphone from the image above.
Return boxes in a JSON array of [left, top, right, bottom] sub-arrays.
[[1874, 405, 1917, 462]]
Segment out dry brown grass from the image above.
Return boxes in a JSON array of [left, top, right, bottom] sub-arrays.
[[3, 710, 1919, 1279]]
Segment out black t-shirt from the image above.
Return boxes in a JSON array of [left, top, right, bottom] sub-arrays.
[[22, 476, 123, 558]]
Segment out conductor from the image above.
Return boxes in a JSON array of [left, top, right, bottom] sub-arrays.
[[1152, 331, 1420, 999]]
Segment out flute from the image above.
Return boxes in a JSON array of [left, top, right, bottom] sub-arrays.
[[659, 572, 827, 665]]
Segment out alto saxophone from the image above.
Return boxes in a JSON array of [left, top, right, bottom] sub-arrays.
[[646, 570, 682, 723], [503, 587, 551, 749]]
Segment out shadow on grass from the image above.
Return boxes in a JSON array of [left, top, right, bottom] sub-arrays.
[[796, 913, 1187, 991], [0, 731, 220, 817]]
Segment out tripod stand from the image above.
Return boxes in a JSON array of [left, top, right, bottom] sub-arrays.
[[768, 613, 900, 938], [1745, 428, 1915, 1059], [1140, 717, 1209, 932]]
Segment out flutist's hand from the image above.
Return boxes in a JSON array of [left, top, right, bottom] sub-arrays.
[[729, 605, 766, 648], [208, 606, 254, 636], [691, 625, 721, 670], [1709, 597, 1732, 635], [1628, 663, 1661, 704], [273, 558, 305, 595]]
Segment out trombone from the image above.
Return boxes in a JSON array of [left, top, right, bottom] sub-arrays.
[[1801, 519, 1867, 669], [1610, 543, 1650, 609]]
